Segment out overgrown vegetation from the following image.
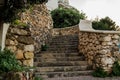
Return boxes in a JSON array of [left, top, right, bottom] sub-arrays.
[[41, 44, 48, 51], [0, 48, 24, 73], [0, 0, 48, 23], [111, 61, 120, 76], [93, 61, 120, 77], [12, 19, 29, 27], [92, 17, 120, 31], [34, 76, 43, 80], [92, 67, 108, 78], [51, 7, 86, 28]]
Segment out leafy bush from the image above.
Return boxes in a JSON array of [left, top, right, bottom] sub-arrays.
[[51, 8, 86, 28], [111, 61, 120, 76], [0, 49, 24, 73], [0, 0, 48, 23], [29, 0, 48, 4], [34, 76, 43, 80], [41, 44, 48, 51], [92, 67, 108, 78], [92, 17, 120, 31]]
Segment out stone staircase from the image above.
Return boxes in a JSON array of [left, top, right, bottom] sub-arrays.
[[34, 34, 92, 78]]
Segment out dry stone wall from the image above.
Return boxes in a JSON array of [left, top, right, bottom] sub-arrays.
[[52, 25, 79, 36], [5, 3, 53, 80], [6, 25, 34, 67], [20, 4, 53, 53], [79, 31, 120, 72]]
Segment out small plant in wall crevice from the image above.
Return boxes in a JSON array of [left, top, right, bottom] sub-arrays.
[[41, 44, 48, 51], [92, 67, 108, 78]]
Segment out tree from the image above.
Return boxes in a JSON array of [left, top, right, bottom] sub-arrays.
[[0, 0, 48, 23]]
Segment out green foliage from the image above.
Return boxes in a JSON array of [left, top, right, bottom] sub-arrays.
[[0, 49, 24, 73], [51, 8, 86, 28], [34, 76, 43, 80], [92, 67, 108, 78], [41, 44, 48, 51], [0, 0, 48, 23], [92, 17, 120, 31], [28, 0, 48, 4], [12, 19, 28, 27], [111, 61, 120, 76]]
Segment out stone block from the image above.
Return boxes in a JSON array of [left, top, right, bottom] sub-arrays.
[[24, 52, 34, 59], [24, 45, 34, 52], [6, 46, 17, 52], [103, 36, 111, 41], [112, 34, 119, 39], [11, 28, 28, 35], [23, 59, 33, 66], [15, 50, 24, 59], [17, 36, 34, 44], [5, 39, 16, 46]]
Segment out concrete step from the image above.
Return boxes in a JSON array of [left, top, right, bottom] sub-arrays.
[[34, 56, 85, 62], [34, 61, 88, 67], [35, 70, 93, 78], [35, 66, 91, 72]]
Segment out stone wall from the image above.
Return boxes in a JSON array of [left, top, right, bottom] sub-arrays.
[[20, 4, 53, 53], [6, 25, 34, 67], [5, 3, 53, 80], [79, 30, 120, 72], [52, 25, 79, 36]]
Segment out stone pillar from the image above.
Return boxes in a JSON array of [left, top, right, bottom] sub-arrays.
[[2, 23, 10, 50], [0, 22, 9, 50]]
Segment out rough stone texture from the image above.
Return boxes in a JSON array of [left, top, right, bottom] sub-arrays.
[[52, 25, 79, 36], [20, 4, 53, 53], [79, 31, 120, 72], [24, 45, 34, 52], [5, 4, 52, 80], [6, 25, 34, 67]]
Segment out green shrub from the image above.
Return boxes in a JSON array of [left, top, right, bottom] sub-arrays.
[[92, 17, 120, 31], [29, 0, 48, 4], [0, 49, 24, 73], [12, 19, 28, 27], [111, 61, 120, 76], [51, 8, 86, 28], [41, 44, 48, 51], [0, 0, 48, 23], [92, 67, 108, 78], [34, 76, 43, 80]]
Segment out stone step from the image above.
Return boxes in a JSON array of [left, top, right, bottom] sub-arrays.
[[52, 35, 78, 39], [35, 53, 81, 57], [34, 61, 88, 67], [34, 56, 85, 62], [47, 49, 78, 52], [48, 44, 78, 47], [35, 66, 90, 72], [35, 70, 93, 78], [47, 50, 78, 53], [50, 39, 79, 43]]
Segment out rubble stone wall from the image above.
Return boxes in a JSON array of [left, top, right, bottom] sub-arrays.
[[6, 25, 34, 67], [52, 25, 79, 36], [20, 4, 53, 53], [5, 3, 53, 80], [79, 31, 120, 72]]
